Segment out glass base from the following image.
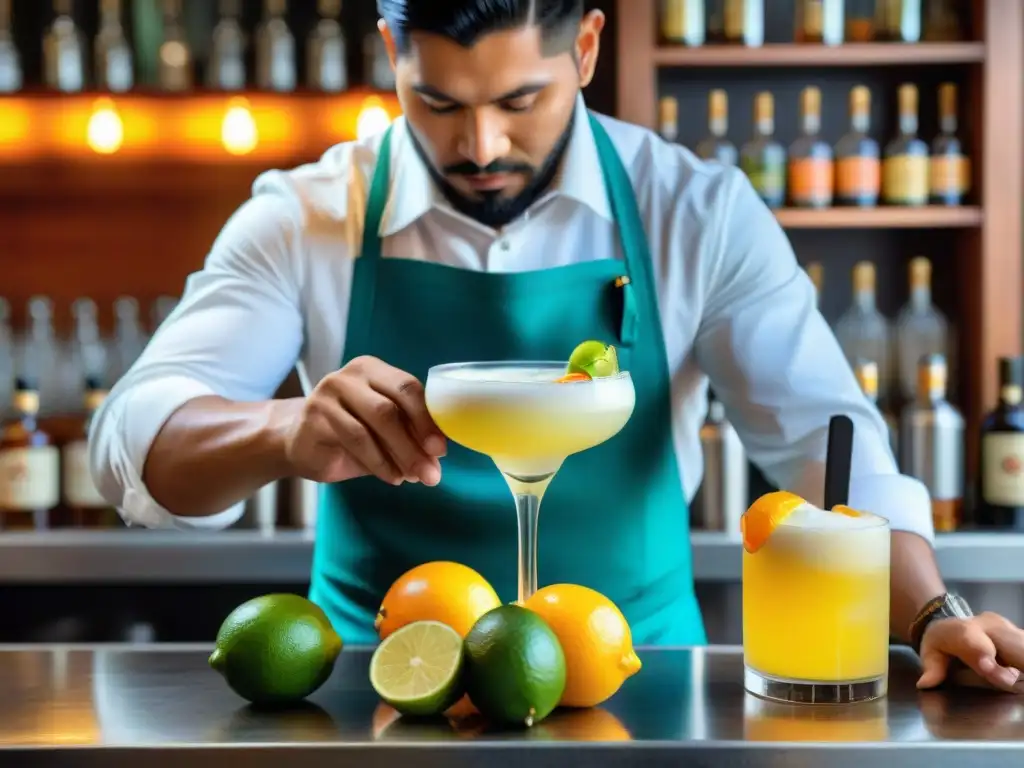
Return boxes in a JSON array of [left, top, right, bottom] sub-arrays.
[[744, 665, 887, 704]]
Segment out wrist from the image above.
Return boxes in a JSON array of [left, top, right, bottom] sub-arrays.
[[264, 397, 304, 478]]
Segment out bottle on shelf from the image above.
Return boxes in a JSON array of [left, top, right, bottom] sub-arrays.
[[930, 83, 969, 206], [804, 261, 823, 307], [208, 0, 247, 91], [835, 261, 892, 406], [158, 0, 193, 92], [43, 0, 86, 93], [899, 354, 963, 533], [695, 89, 737, 166], [895, 257, 951, 403], [923, 0, 963, 41], [365, 27, 394, 91], [854, 359, 899, 459], [787, 86, 833, 209], [882, 83, 929, 207], [95, 0, 134, 93], [0, 380, 60, 532], [150, 296, 179, 335], [0, 299, 12, 422], [720, 0, 764, 47], [62, 379, 119, 529], [976, 357, 1024, 529], [691, 389, 747, 534], [71, 298, 108, 411], [658, 96, 679, 143], [834, 86, 881, 207], [256, 0, 297, 93], [845, 0, 876, 41], [108, 297, 148, 387], [874, 0, 922, 42], [307, 0, 348, 93], [740, 92, 785, 209], [20, 297, 61, 420], [706, 0, 726, 43], [0, 0, 21, 93], [660, 0, 704, 46], [794, 0, 844, 45]]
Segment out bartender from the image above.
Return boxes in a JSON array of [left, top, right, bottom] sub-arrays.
[[90, 0, 1023, 691]]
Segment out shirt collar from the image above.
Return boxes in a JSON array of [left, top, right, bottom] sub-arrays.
[[378, 94, 612, 238]]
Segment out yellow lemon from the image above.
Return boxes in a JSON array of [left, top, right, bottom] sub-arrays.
[[524, 584, 641, 708]]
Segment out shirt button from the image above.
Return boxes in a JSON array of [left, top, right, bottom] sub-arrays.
[[500, 240, 510, 251]]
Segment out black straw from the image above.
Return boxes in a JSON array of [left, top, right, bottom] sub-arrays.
[[823, 415, 854, 509]]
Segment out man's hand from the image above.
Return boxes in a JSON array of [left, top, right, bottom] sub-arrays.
[[917, 612, 1024, 693], [283, 356, 447, 486]]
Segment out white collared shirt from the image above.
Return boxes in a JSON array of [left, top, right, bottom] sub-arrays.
[[88, 96, 933, 541]]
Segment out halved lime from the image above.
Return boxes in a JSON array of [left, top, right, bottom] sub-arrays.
[[369, 621, 465, 717]]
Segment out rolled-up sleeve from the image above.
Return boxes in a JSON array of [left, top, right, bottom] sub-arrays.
[[693, 169, 934, 542], [88, 191, 306, 530]]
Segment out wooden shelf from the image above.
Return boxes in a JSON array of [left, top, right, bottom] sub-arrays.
[[652, 42, 986, 67], [774, 206, 984, 229]]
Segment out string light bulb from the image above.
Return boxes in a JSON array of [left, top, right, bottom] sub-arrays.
[[356, 96, 392, 140], [86, 98, 124, 155], [221, 97, 258, 156]]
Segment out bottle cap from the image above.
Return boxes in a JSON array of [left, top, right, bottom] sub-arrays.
[[708, 89, 728, 122], [938, 83, 957, 116], [852, 261, 876, 293], [854, 359, 879, 397], [801, 86, 822, 117], [754, 92, 774, 123], [898, 83, 918, 114], [909, 257, 931, 288], [850, 85, 871, 116], [659, 96, 679, 125], [917, 354, 948, 400]]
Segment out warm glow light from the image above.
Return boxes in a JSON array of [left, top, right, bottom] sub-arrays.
[[0, 100, 31, 150], [86, 99, 124, 155], [221, 98, 259, 156], [356, 97, 393, 141]]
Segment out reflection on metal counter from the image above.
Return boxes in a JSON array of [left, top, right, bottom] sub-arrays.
[[241, 481, 279, 534], [692, 389, 746, 534], [291, 477, 318, 531]]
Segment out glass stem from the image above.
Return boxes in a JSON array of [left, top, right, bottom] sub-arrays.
[[514, 492, 542, 604]]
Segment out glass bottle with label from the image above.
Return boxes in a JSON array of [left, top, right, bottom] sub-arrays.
[[882, 83, 929, 207], [696, 89, 738, 166], [923, 0, 962, 41], [365, 27, 394, 90], [0, 381, 60, 531], [44, 0, 86, 93], [805, 261, 823, 307], [874, 0, 922, 42], [930, 83, 969, 206], [0, 0, 22, 93], [895, 257, 951, 402], [722, 0, 764, 46], [256, 0, 296, 93], [658, 96, 678, 142], [834, 85, 880, 207], [158, 0, 193, 92], [845, 0, 875, 41], [208, 0, 247, 91], [899, 354, 963, 533], [854, 359, 899, 458], [95, 0, 134, 92], [740, 92, 786, 208], [307, 0, 347, 93], [794, 0, 844, 45], [835, 261, 892, 406], [977, 357, 1024, 529], [660, 0, 704, 46], [63, 380, 118, 528], [788, 86, 833, 208]]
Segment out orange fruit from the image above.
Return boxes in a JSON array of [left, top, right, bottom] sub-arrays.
[[555, 372, 591, 383], [523, 584, 641, 708], [374, 562, 501, 640], [740, 491, 806, 554], [831, 504, 862, 518]]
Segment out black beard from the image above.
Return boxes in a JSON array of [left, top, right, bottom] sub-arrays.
[[407, 108, 577, 230]]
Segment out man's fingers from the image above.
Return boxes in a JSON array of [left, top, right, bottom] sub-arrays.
[[917, 648, 950, 689], [929, 620, 1020, 692], [981, 612, 1024, 674], [308, 393, 404, 485], [367, 364, 447, 457]]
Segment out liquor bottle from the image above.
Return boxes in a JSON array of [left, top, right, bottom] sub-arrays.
[[691, 389, 747, 534], [108, 297, 148, 386], [805, 261, 823, 307], [0, 299, 12, 422], [365, 28, 394, 90], [0, 0, 21, 93], [923, 0, 962, 41], [21, 297, 61, 419], [874, 0, 922, 42], [788, 86, 834, 208], [882, 84, 929, 207], [899, 354, 963, 534], [0, 381, 60, 531], [71, 298, 108, 409], [706, 0, 726, 43], [62, 380, 118, 528], [256, 0, 296, 93], [740, 92, 786, 209], [976, 357, 1024, 529], [834, 86, 880, 207], [695, 90, 738, 166], [794, 0, 844, 45], [854, 359, 899, 459], [722, 0, 764, 46], [930, 83, 969, 206], [95, 0, 134, 92], [307, 0, 348, 93], [43, 0, 86, 93], [845, 0, 875, 41], [658, 96, 679, 142], [208, 0, 247, 91], [150, 295, 179, 334], [660, 0, 705, 46], [835, 261, 892, 405], [158, 0, 193, 92], [895, 257, 950, 402]]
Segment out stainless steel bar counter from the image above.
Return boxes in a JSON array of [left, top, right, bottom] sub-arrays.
[[3, 644, 1023, 767]]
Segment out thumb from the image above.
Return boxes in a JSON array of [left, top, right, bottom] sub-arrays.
[[917, 647, 951, 689]]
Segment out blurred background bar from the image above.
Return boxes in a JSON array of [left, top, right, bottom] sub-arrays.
[[0, 0, 1021, 643]]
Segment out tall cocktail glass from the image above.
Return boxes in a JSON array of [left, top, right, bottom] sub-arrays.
[[425, 362, 635, 603], [742, 501, 891, 704]]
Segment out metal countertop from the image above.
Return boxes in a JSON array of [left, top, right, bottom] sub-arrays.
[[0, 530, 1020, 583], [3, 644, 1024, 767]]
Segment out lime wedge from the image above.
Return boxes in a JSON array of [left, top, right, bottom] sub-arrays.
[[369, 621, 465, 717]]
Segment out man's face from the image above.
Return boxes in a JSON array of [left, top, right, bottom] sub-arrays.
[[385, 14, 603, 227]]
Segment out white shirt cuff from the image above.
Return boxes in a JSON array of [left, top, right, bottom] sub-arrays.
[[847, 473, 935, 544]]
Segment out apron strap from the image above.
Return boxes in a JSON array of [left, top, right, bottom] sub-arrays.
[[360, 126, 395, 263]]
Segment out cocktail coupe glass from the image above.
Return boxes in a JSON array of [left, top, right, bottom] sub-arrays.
[[425, 362, 636, 603]]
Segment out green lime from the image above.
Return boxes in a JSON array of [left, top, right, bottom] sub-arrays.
[[369, 621, 465, 717], [209, 593, 342, 706], [567, 340, 620, 378], [463, 604, 566, 728]]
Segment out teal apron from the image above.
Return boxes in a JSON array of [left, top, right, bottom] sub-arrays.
[[309, 113, 707, 647]]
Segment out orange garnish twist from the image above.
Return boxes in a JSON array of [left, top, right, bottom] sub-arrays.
[[831, 504, 863, 518], [740, 491, 806, 554], [555, 372, 591, 383]]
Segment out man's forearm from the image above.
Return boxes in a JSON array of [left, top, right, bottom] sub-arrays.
[[890, 531, 946, 642], [142, 396, 301, 518]]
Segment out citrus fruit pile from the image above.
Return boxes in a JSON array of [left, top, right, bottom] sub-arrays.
[[555, 340, 620, 383], [368, 561, 642, 728]]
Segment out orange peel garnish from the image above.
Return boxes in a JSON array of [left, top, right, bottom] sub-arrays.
[[831, 504, 863, 518], [555, 372, 591, 383], [740, 491, 806, 554]]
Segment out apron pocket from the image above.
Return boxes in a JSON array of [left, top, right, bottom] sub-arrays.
[[612, 275, 638, 350]]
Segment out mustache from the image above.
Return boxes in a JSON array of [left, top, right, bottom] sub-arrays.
[[443, 159, 534, 176]]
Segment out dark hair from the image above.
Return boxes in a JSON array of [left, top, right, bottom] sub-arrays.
[[377, 0, 584, 56]]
